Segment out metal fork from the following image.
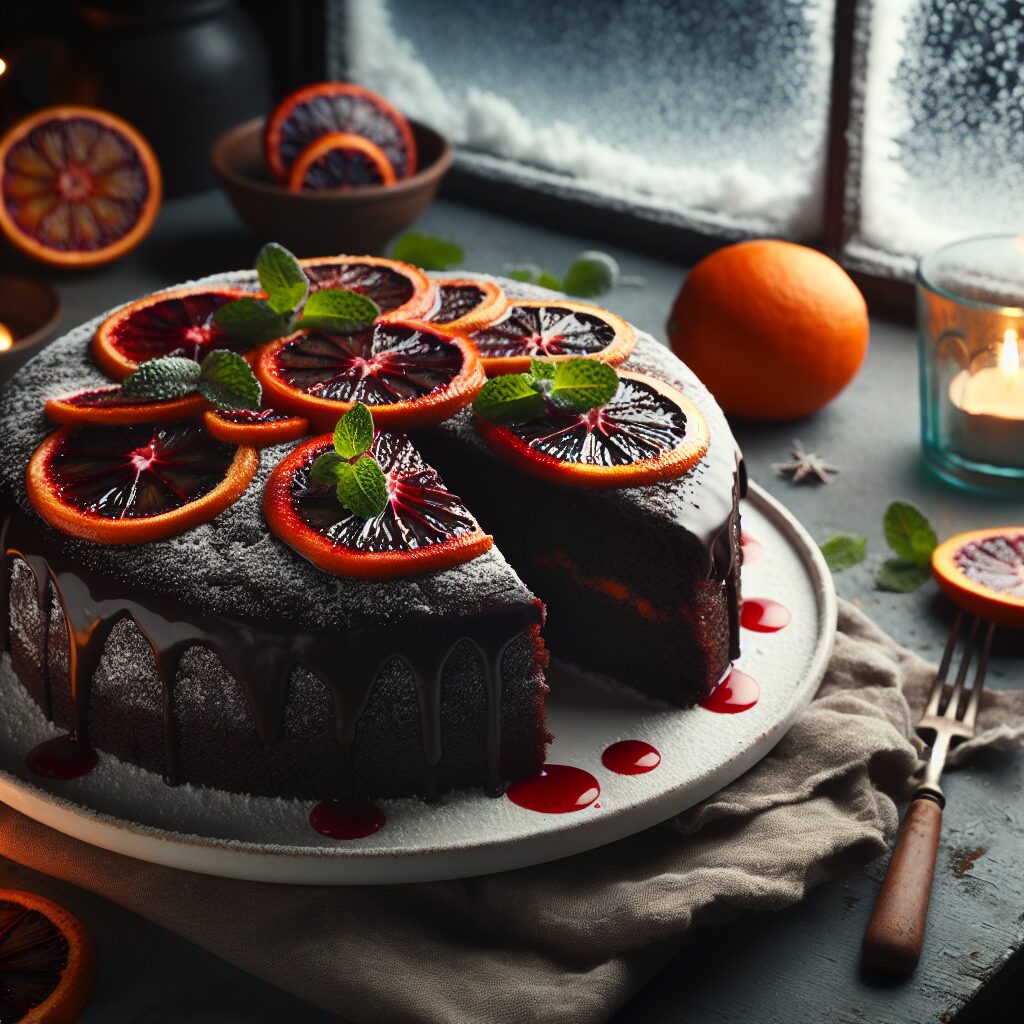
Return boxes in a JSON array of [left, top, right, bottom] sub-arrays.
[[862, 612, 995, 976]]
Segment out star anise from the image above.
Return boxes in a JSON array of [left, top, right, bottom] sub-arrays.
[[772, 441, 839, 485]]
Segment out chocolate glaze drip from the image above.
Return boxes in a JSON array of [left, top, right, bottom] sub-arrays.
[[1, 507, 538, 796]]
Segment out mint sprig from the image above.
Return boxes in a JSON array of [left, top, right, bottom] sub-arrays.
[[820, 533, 867, 572], [122, 350, 261, 411], [473, 357, 619, 425], [214, 243, 379, 345], [876, 501, 937, 592], [391, 232, 463, 271], [507, 251, 620, 298], [309, 403, 389, 519]]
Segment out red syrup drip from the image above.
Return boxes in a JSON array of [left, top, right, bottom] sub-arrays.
[[741, 597, 791, 633], [25, 735, 98, 780], [601, 740, 661, 775], [506, 764, 600, 814], [310, 799, 386, 840], [740, 532, 763, 564], [699, 667, 760, 714]]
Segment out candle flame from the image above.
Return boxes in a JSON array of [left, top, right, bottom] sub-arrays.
[[1000, 328, 1020, 374], [0, 322, 13, 353], [0, 57, 6, 78]]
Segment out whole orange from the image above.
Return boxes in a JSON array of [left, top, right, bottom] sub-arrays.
[[667, 240, 869, 419]]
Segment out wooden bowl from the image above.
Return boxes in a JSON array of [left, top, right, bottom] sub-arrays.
[[0, 275, 62, 387], [210, 117, 453, 256]]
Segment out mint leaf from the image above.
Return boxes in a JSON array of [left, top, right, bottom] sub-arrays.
[[334, 402, 375, 459], [196, 350, 262, 411], [820, 534, 867, 572], [562, 252, 618, 298], [550, 359, 619, 412], [298, 289, 379, 334], [335, 456, 389, 518], [530, 359, 556, 380], [507, 267, 539, 284], [391, 232, 463, 271], [310, 451, 346, 486], [473, 374, 547, 424], [256, 242, 308, 314], [536, 270, 563, 291], [876, 558, 931, 593], [883, 501, 938, 567], [122, 356, 201, 401], [214, 297, 297, 344]]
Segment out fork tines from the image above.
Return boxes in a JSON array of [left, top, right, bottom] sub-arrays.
[[922, 612, 995, 729]]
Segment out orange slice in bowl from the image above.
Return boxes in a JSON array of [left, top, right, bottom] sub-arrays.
[[265, 81, 417, 184], [27, 421, 258, 544], [0, 888, 97, 1023], [299, 255, 435, 321], [424, 278, 506, 336], [288, 131, 397, 191], [45, 385, 207, 426], [0, 105, 161, 268], [476, 370, 708, 489], [254, 322, 484, 432], [265, 432, 492, 579], [203, 408, 309, 447], [932, 528, 1024, 628], [92, 285, 256, 380], [467, 299, 636, 375]]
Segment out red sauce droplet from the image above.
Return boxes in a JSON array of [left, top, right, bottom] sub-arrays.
[[602, 739, 662, 775], [26, 735, 97, 780], [741, 532, 763, 564], [700, 667, 760, 714], [310, 799, 386, 840], [506, 764, 600, 813], [741, 597, 791, 633]]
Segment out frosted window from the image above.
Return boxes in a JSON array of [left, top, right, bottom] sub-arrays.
[[328, 0, 835, 238], [848, 0, 1024, 275]]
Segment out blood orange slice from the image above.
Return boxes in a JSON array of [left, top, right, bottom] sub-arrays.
[[299, 255, 435, 321], [27, 420, 258, 544], [467, 300, 636, 375], [265, 431, 492, 579], [45, 385, 207, 426], [0, 105, 161, 268], [92, 285, 255, 379], [265, 81, 416, 184], [476, 370, 708, 488], [288, 131, 397, 191], [932, 528, 1024, 628], [0, 888, 96, 1024], [255, 322, 484, 432], [424, 278, 506, 336], [203, 408, 309, 447]]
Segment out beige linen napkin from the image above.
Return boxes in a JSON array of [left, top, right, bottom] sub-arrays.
[[0, 599, 1022, 1024]]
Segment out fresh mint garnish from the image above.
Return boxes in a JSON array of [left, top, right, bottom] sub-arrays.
[[820, 533, 867, 572], [529, 358, 556, 381], [547, 358, 618, 411], [309, 403, 388, 519], [256, 242, 309, 314], [883, 501, 937, 568], [876, 558, 931, 593], [391, 232, 463, 271], [298, 290, 380, 334], [121, 350, 262, 411], [473, 373, 548, 425], [213, 296, 299, 344], [507, 251, 620, 298]]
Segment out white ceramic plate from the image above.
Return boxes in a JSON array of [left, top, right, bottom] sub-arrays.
[[0, 482, 835, 885]]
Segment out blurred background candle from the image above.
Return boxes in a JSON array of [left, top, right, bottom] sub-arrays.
[[0, 276, 61, 387]]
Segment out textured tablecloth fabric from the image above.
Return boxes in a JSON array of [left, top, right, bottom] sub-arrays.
[[1, 599, 1022, 1024]]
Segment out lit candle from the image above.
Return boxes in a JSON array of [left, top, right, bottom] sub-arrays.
[[949, 329, 1024, 468], [0, 322, 13, 353]]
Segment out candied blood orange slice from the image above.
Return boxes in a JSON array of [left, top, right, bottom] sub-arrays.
[[467, 299, 636, 375], [932, 528, 1024, 628], [92, 285, 256, 380], [476, 370, 708, 488], [45, 385, 207, 426], [26, 420, 258, 544], [424, 278, 506, 336], [0, 105, 161, 269], [255, 322, 484, 432], [288, 131, 397, 191], [265, 81, 416, 184], [0, 888, 96, 1024], [203, 408, 309, 447], [265, 431, 492, 579], [299, 255, 435, 321]]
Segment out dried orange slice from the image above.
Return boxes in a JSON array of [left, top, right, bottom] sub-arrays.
[[203, 408, 309, 447], [265, 81, 416, 184], [45, 385, 207, 426], [467, 299, 636, 376], [299, 255, 435, 322], [0, 888, 96, 1024], [424, 278, 506, 336], [288, 131, 397, 191], [476, 370, 708, 488], [265, 431, 492, 579], [254, 322, 484, 432], [0, 105, 161, 268], [932, 528, 1024, 629], [27, 421, 258, 544]]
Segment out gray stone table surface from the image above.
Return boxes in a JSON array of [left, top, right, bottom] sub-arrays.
[[0, 189, 1021, 1023]]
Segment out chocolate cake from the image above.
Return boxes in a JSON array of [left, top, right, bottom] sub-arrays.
[[0, 271, 742, 804]]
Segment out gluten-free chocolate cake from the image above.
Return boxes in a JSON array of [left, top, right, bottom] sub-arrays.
[[0, 261, 742, 805]]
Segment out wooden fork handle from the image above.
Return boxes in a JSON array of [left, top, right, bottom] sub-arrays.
[[862, 794, 943, 975]]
